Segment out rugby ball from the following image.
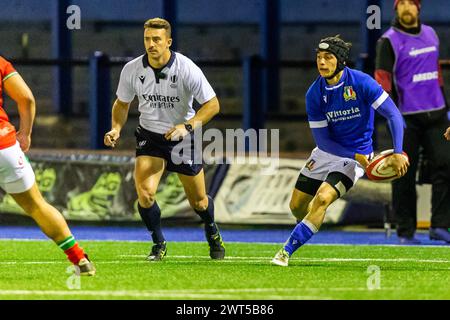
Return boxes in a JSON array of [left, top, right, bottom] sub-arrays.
[[366, 149, 409, 182]]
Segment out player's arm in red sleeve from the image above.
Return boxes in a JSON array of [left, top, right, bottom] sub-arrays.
[[1, 57, 18, 81], [374, 37, 395, 97], [3, 71, 36, 152]]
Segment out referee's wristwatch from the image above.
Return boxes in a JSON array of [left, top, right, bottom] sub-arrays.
[[184, 123, 193, 133]]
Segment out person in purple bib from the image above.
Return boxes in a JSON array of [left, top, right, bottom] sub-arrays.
[[375, 0, 450, 244]]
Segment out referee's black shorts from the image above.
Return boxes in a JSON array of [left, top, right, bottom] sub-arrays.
[[134, 125, 203, 176]]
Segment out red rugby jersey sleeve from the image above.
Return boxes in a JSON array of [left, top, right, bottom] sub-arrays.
[[0, 56, 18, 82]]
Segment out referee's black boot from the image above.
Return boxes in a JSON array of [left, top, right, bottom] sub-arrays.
[[206, 225, 225, 260], [147, 241, 167, 261]]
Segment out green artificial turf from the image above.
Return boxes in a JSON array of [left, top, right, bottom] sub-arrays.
[[0, 239, 449, 300]]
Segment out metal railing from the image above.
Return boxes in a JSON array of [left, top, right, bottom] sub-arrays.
[[11, 55, 450, 149]]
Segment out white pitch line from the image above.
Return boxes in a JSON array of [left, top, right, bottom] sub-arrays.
[[301, 257, 450, 263], [118, 255, 450, 264], [0, 289, 331, 300], [1, 255, 448, 265], [0, 285, 403, 299], [0, 260, 149, 265]]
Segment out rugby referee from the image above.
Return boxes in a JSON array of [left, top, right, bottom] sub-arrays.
[[105, 18, 225, 261]]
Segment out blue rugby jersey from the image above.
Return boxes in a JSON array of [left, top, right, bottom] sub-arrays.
[[306, 67, 391, 158]]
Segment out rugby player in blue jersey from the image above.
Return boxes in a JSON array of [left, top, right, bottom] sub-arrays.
[[271, 35, 409, 267]]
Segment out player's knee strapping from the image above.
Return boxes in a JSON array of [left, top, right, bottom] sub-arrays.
[[138, 202, 165, 243]]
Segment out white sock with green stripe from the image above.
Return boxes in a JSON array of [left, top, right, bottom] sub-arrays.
[[57, 235, 87, 264], [57, 235, 76, 251]]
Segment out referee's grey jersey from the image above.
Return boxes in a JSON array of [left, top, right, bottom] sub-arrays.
[[116, 51, 216, 134]]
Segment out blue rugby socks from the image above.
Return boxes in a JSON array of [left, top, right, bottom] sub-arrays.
[[138, 202, 165, 244], [284, 219, 318, 256], [194, 195, 218, 235]]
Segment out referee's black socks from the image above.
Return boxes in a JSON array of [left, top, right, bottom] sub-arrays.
[[138, 202, 165, 244], [194, 195, 218, 235]]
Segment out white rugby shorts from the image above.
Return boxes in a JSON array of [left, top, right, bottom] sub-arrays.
[[300, 147, 366, 187], [0, 142, 35, 193]]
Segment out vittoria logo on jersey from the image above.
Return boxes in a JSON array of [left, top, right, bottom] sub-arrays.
[[142, 94, 181, 109], [326, 107, 361, 122], [343, 86, 357, 101]]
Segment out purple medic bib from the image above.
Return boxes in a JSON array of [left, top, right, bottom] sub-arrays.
[[382, 24, 445, 114]]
